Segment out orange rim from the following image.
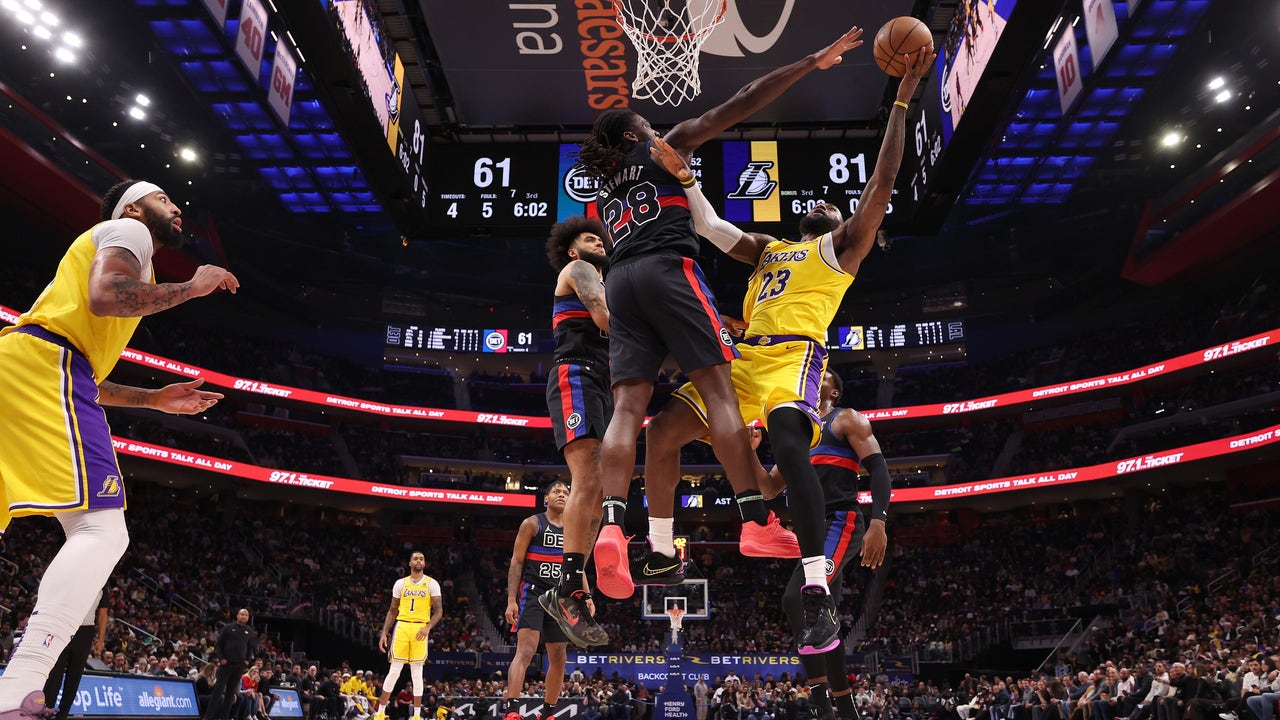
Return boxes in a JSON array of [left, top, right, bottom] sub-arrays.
[[613, 0, 728, 44]]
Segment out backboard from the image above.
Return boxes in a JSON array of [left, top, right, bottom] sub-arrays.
[[641, 578, 709, 620]]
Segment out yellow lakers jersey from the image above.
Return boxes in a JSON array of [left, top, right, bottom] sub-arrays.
[[0, 222, 152, 382], [742, 233, 852, 342], [396, 575, 434, 623]]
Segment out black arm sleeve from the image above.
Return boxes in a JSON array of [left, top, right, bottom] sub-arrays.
[[214, 626, 228, 659], [862, 453, 891, 523]]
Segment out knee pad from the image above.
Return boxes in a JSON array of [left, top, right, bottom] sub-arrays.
[[410, 663, 424, 696]]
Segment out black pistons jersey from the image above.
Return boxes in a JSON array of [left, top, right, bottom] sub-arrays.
[[595, 140, 698, 263], [520, 513, 564, 590], [552, 292, 608, 366], [810, 409, 863, 515]]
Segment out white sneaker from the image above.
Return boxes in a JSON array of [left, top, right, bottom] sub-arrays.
[[1219, 713, 1238, 720]]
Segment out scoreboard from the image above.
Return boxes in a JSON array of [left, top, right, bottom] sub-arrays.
[[426, 139, 906, 229], [828, 320, 966, 351], [385, 324, 549, 353]]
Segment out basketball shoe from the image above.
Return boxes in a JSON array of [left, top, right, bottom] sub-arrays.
[[797, 584, 841, 654], [631, 548, 685, 586], [593, 524, 635, 599], [739, 511, 801, 558], [0, 692, 49, 720], [538, 585, 608, 647]]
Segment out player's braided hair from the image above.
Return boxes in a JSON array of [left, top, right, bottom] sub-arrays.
[[574, 109, 638, 180], [100, 180, 141, 222], [545, 215, 607, 272]]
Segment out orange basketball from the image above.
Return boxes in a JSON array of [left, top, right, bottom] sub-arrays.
[[873, 16, 932, 77]]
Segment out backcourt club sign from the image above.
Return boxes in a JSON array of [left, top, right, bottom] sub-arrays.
[[416, 0, 912, 125]]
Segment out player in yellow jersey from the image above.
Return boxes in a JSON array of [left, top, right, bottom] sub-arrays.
[[643, 48, 934, 656], [374, 552, 442, 720], [0, 180, 237, 719]]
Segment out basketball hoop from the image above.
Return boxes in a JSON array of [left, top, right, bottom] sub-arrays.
[[614, 0, 728, 106], [666, 607, 686, 633]]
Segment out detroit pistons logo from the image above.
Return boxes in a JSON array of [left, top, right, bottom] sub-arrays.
[[563, 165, 600, 203], [719, 327, 734, 346], [566, 412, 582, 430]]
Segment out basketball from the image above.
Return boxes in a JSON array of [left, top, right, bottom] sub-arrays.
[[873, 16, 932, 77]]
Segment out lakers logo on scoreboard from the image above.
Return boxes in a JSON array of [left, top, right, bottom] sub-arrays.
[[723, 141, 780, 222]]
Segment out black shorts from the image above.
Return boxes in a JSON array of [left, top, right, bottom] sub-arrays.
[[546, 359, 612, 450], [514, 582, 569, 644], [605, 254, 739, 384]]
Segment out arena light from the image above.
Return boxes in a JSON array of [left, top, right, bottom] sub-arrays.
[[1207, 76, 1225, 90], [61, 31, 80, 47], [31, 23, 49, 39], [135, 93, 150, 107], [38, 9, 54, 24], [179, 146, 197, 162], [1159, 131, 1182, 148], [1214, 89, 1232, 103], [14, 8, 33, 24], [52, 45, 73, 63], [128, 105, 145, 120]]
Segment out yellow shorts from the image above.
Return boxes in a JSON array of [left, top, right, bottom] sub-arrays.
[[671, 337, 828, 447], [0, 329, 126, 533], [391, 621, 429, 662]]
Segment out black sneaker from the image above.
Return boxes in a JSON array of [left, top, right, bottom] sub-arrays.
[[797, 584, 840, 654], [538, 585, 609, 647], [631, 551, 686, 586]]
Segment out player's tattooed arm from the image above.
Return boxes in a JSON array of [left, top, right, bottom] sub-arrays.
[[568, 260, 610, 333], [97, 381, 153, 408], [88, 248, 240, 318]]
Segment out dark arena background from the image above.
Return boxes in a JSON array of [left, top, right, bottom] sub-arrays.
[[0, 1, 1278, 720]]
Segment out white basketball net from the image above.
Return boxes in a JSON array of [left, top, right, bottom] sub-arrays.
[[614, 0, 728, 106]]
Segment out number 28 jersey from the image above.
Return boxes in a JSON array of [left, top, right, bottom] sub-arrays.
[[742, 233, 852, 343], [595, 140, 698, 263]]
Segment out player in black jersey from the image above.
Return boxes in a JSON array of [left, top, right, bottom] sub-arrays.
[[505, 481, 580, 712], [536, 217, 612, 648], [778, 371, 890, 720], [574, 25, 867, 602]]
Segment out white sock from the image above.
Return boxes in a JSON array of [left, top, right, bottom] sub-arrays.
[[801, 556, 829, 592], [0, 509, 128, 710], [648, 517, 675, 557]]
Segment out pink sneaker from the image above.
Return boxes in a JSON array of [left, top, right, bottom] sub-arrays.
[[739, 511, 801, 558], [593, 524, 635, 599], [0, 691, 50, 720]]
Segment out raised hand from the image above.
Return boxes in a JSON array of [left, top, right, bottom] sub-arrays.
[[649, 137, 694, 185], [814, 26, 864, 70]]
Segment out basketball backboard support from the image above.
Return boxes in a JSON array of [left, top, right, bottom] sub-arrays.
[[641, 579, 709, 620]]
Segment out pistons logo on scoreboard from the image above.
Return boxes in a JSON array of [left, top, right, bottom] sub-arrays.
[[484, 330, 508, 353], [723, 141, 781, 222]]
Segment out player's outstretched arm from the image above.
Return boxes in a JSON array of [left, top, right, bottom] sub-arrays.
[[88, 248, 239, 317], [649, 138, 772, 265], [565, 261, 610, 333], [505, 515, 539, 626], [98, 377, 225, 415], [830, 409, 890, 567], [831, 47, 936, 277], [663, 26, 864, 156]]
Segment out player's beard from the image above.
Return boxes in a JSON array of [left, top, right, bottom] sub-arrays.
[[798, 213, 839, 237], [578, 249, 609, 270], [143, 206, 186, 249]]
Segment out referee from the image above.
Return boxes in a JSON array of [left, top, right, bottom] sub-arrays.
[[203, 608, 257, 720]]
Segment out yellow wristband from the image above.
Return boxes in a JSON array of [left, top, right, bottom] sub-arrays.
[[893, 100, 909, 110]]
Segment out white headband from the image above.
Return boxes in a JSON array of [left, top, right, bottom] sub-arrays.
[[111, 181, 165, 220]]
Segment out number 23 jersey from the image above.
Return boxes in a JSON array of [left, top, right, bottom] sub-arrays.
[[742, 232, 852, 342]]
